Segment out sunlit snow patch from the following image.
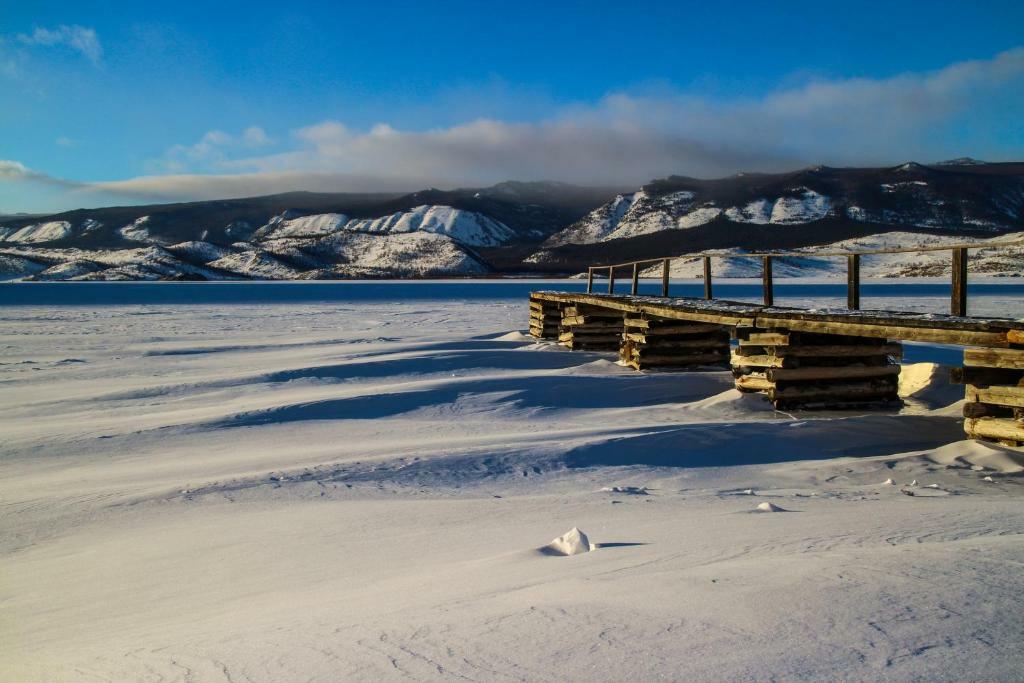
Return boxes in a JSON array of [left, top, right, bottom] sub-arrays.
[[540, 527, 595, 556]]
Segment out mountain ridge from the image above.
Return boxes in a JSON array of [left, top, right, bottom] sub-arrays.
[[2, 164, 1022, 280]]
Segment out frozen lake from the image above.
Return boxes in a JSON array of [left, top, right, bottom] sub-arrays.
[[3, 284, 1024, 680], [3, 277, 1024, 318]]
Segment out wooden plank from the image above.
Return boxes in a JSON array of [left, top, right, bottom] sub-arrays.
[[762, 256, 774, 307], [735, 375, 773, 392], [766, 365, 900, 382], [950, 366, 1024, 386], [738, 332, 790, 346], [559, 332, 621, 343], [775, 343, 903, 358], [754, 315, 1009, 347], [586, 268, 594, 294], [964, 348, 1024, 370], [964, 417, 1024, 442], [643, 323, 726, 336], [730, 352, 787, 368], [561, 316, 622, 327], [966, 384, 1024, 409], [624, 332, 724, 346], [1008, 329, 1024, 346], [631, 263, 639, 296], [662, 259, 671, 297], [962, 402, 1010, 419], [530, 292, 759, 327], [630, 352, 728, 366], [641, 337, 729, 349], [769, 385, 898, 402]]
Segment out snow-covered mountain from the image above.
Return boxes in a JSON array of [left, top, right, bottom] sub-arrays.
[[542, 163, 1024, 251], [3, 164, 1023, 280]]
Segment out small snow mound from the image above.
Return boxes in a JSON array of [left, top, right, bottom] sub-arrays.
[[755, 502, 787, 513], [883, 478, 895, 486], [599, 486, 649, 495], [983, 476, 996, 482], [541, 527, 594, 556], [495, 331, 532, 342]]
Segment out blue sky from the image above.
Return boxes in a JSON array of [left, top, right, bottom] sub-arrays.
[[2, 0, 1023, 213]]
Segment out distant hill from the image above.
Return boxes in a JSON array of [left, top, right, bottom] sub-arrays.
[[2, 163, 1022, 280]]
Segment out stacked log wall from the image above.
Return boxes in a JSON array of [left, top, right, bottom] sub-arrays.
[[558, 304, 623, 350], [956, 346, 1024, 446], [732, 328, 902, 410], [528, 298, 562, 339], [620, 316, 730, 370]]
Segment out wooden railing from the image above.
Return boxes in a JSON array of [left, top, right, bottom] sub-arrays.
[[584, 239, 1024, 317]]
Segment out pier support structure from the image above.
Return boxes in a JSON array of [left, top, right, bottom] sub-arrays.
[[558, 304, 624, 350], [731, 328, 903, 410], [528, 297, 563, 339], [956, 344, 1024, 446], [620, 315, 730, 370]]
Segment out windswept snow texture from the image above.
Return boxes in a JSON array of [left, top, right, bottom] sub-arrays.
[[544, 192, 644, 245], [345, 205, 515, 246], [258, 212, 349, 239], [118, 216, 155, 243], [0, 221, 74, 244], [3, 294, 1024, 681], [769, 187, 831, 224], [548, 188, 835, 246]]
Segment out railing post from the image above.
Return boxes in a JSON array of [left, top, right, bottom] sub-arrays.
[[631, 262, 639, 295], [703, 256, 713, 300], [847, 254, 860, 310], [952, 247, 968, 316], [608, 266, 615, 295], [586, 267, 594, 294], [661, 259, 670, 297], [762, 256, 774, 307]]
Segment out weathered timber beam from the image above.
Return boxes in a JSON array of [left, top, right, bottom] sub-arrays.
[[731, 352, 787, 368], [754, 315, 1008, 347], [950, 366, 1024, 386], [965, 384, 1024, 408], [964, 348, 1024, 369], [735, 376, 773, 392], [738, 332, 790, 346], [766, 365, 901, 382], [964, 417, 1024, 442], [771, 344, 903, 358]]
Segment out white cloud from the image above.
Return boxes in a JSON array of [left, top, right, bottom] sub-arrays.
[[3, 47, 1024, 211], [173, 47, 1024, 189], [158, 126, 273, 172], [242, 126, 272, 148], [17, 25, 102, 66]]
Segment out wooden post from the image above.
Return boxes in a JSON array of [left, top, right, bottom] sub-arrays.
[[608, 266, 615, 294], [951, 247, 967, 316], [762, 256, 774, 307], [847, 254, 860, 310], [631, 262, 639, 295], [703, 256, 713, 300], [586, 267, 594, 294], [661, 259, 670, 297]]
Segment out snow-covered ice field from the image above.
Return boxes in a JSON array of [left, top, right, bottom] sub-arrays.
[[3, 282, 1024, 681]]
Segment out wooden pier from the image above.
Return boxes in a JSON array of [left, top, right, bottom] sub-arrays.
[[529, 239, 1024, 446]]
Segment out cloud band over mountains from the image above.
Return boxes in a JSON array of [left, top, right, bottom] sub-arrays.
[[4, 46, 1024, 209]]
